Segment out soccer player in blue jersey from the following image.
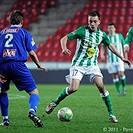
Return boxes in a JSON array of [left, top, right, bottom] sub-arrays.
[[45, 11, 131, 123], [0, 10, 47, 127]]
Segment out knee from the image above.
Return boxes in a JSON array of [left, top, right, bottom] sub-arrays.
[[68, 87, 78, 94], [97, 84, 105, 93], [28, 88, 39, 95]]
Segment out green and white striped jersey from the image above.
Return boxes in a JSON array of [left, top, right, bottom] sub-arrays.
[[125, 26, 133, 46], [106, 33, 125, 63], [67, 25, 110, 67]]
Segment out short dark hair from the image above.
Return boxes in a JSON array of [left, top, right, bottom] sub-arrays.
[[89, 11, 100, 20], [9, 10, 24, 25], [108, 22, 116, 28]]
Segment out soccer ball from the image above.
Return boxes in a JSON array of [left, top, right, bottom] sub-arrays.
[[57, 107, 73, 122]]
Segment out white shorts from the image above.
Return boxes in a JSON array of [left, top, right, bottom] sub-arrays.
[[107, 62, 125, 74], [65, 65, 103, 83]]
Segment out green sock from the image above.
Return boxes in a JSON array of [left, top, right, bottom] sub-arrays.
[[53, 87, 69, 105], [113, 78, 120, 93], [101, 91, 114, 116], [120, 75, 126, 91]]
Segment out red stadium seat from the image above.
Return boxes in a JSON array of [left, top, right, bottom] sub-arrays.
[[99, 1, 105, 7], [110, 16, 118, 23], [82, 9, 89, 16], [84, 3, 91, 8], [119, 16, 125, 24], [114, 1, 120, 8], [121, 0, 128, 8], [73, 17, 80, 24], [117, 25, 124, 33], [129, 0, 133, 7], [75, 11, 82, 17], [106, 1, 113, 8], [112, 8, 119, 16], [127, 8, 133, 16], [119, 8, 127, 16], [126, 16, 133, 24]]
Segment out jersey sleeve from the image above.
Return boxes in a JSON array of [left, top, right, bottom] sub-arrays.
[[25, 30, 37, 52], [125, 27, 133, 46], [102, 32, 111, 47], [67, 26, 83, 40]]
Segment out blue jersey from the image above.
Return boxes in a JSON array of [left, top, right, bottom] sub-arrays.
[[0, 25, 37, 63]]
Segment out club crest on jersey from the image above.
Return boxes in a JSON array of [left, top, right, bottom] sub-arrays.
[[31, 38, 35, 46], [3, 49, 16, 57], [87, 41, 91, 45], [85, 41, 95, 46]]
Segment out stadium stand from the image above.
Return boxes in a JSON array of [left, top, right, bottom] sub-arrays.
[[0, 0, 132, 62], [35, 0, 132, 62]]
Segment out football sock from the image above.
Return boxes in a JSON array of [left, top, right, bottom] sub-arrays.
[[100, 91, 114, 116], [29, 93, 40, 114], [53, 87, 69, 105], [120, 75, 126, 91], [0, 92, 9, 119], [3, 116, 9, 122], [113, 78, 120, 93]]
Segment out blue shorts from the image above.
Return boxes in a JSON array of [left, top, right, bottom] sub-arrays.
[[0, 61, 37, 92]]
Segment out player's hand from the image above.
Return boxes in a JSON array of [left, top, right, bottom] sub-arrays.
[[0, 74, 7, 83], [62, 49, 71, 56], [121, 57, 131, 68], [38, 65, 48, 72], [124, 45, 130, 53]]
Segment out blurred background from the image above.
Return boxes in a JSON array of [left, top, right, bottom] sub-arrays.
[[0, 0, 132, 84]]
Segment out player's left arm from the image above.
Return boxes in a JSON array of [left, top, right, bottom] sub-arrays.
[[108, 44, 131, 68], [29, 50, 47, 71], [124, 27, 133, 52]]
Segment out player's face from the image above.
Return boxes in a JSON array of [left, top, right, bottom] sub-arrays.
[[88, 16, 100, 32], [108, 25, 116, 35]]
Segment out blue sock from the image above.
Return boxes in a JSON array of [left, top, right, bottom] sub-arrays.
[[0, 92, 9, 120], [29, 94, 40, 114]]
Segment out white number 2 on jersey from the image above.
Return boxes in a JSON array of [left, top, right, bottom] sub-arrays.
[[5, 34, 13, 47]]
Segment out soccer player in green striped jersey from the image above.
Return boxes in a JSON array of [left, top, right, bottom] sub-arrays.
[[124, 26, 133, 53], [45, 11, 131, 123], [101, 23, 127, 96]]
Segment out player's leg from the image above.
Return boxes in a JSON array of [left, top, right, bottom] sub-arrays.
[[108, 63, 121, 96], [28, 89, 43, 127], [11, 62, 43, 127], [28, 89, 40, 115], [45, 67, 83, 114], [118, 62, 126, 95], [93, 76, 118, 123], [119, 71, 126, 95], [45, 79, 80, 114], [0, 66, 10, 126], [0, 83, 9, 126], [112, 73, 121, 96]]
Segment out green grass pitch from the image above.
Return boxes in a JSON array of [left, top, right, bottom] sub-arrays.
[[0, 84, 132, 133]]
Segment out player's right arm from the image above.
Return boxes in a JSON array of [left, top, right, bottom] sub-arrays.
[[60, 35, 71, 56], [60, 26, 83, 56]]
